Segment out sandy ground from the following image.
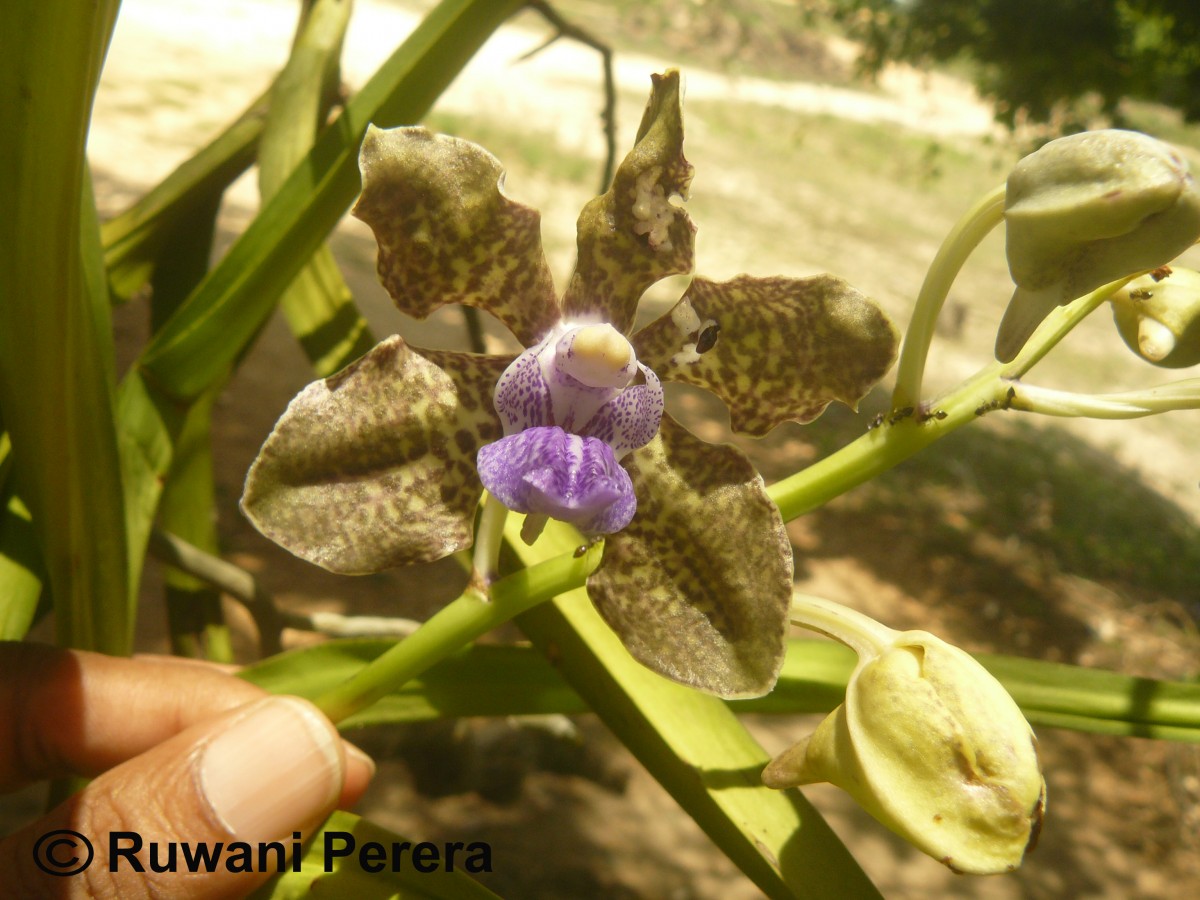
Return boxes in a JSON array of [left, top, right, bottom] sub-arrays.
[[25, 0, 1198, 897]]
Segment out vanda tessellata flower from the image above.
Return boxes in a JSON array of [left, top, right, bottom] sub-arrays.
[[242, 71, 898, 698]]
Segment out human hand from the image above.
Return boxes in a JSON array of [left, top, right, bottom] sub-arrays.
[[0, 641, 374, 898]]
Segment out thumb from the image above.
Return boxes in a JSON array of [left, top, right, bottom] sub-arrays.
[[2, 695, 358, 899]]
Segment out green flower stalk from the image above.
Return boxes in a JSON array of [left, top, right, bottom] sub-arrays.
[[1111, 267, 1200, 368], [763, 595, 1046, 875], [997, 129, 1200, 362]]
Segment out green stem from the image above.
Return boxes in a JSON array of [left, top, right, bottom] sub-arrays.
[[1009, 378, 1200, 418], [771, 273, 1133, 523], [769, 365, 1006, 522], [789, 593, 895, 659], [471, 493, 509, 585], [314, 540, 602, 723], [892, 183, 1006, 410]]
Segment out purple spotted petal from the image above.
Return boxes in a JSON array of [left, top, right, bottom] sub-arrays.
[[578, 363, 664, 458], [493, 342, 553, 434], [477, 427, 636, 536], [493, 325, 663, 457], [492, 331, 619, 436], [493, 327, 627, 436]]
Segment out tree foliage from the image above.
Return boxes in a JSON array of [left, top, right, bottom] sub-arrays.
[[828, 0, 1200, 127]]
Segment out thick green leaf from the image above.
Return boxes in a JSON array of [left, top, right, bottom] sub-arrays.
[[135, 0, 525, 401], [144, 153, 231, 659], [101, 90, 266, 304], [260, 0, 375, 377], [244, 635, 1200, 744], [0, 425, 43, 638], [115, 369, 184, 611], [0, 488, 43, 640], [0, 0, 131, 652], [771, 644, 1200, 742], [978, 652, 1200, 740], [250, 810, 500, 900], [241, 642, 586, 727], [112, 0, 523, 620], [159, 390, 231, 661]]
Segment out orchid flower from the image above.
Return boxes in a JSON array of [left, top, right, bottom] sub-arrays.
[[242, 72, 898, 698]]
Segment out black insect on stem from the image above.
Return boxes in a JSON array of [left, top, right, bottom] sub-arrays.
[[573, 536, 602, 558], [975, 385, 1018, 416]]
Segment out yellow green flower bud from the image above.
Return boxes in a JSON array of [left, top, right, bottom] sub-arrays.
[[763, 625, 1045, 875], [1111, 267, 1200, 368], [997, 129, 1200, 362]]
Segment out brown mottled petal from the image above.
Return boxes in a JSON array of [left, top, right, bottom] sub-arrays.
[[352, 125, 560, 347], [241, 336, 509, 575], [634, 275, 899, 436], [561, 70, 696, 334], [586, 416, 790, 698]]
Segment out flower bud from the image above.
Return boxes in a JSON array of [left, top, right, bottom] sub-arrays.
[[763, 630, 1045, 875], [1110, 267, 1200, 368], [997, 130, 1200, 362]]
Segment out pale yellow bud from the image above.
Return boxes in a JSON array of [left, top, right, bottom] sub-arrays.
[[1111, 268, 1200, 368], [997, 130, 1200, 362], [763, 630, 1046, 875]]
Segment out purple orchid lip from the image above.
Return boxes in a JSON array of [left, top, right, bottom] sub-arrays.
[[477, 426, 637, 536]]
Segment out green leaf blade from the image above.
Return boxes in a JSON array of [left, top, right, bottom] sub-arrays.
[[0, 0, 131, 652], [136, 0, 525, 401]]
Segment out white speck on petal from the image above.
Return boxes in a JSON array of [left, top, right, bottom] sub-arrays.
[[672, 343, 702, 366], [632, 167, 676, 249], [669, 299, 717, 365], [671, 297, 701, 337]]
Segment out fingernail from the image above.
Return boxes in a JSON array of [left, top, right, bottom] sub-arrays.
[[344, 741, 376, 782], [198, 697, 342, 839]]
